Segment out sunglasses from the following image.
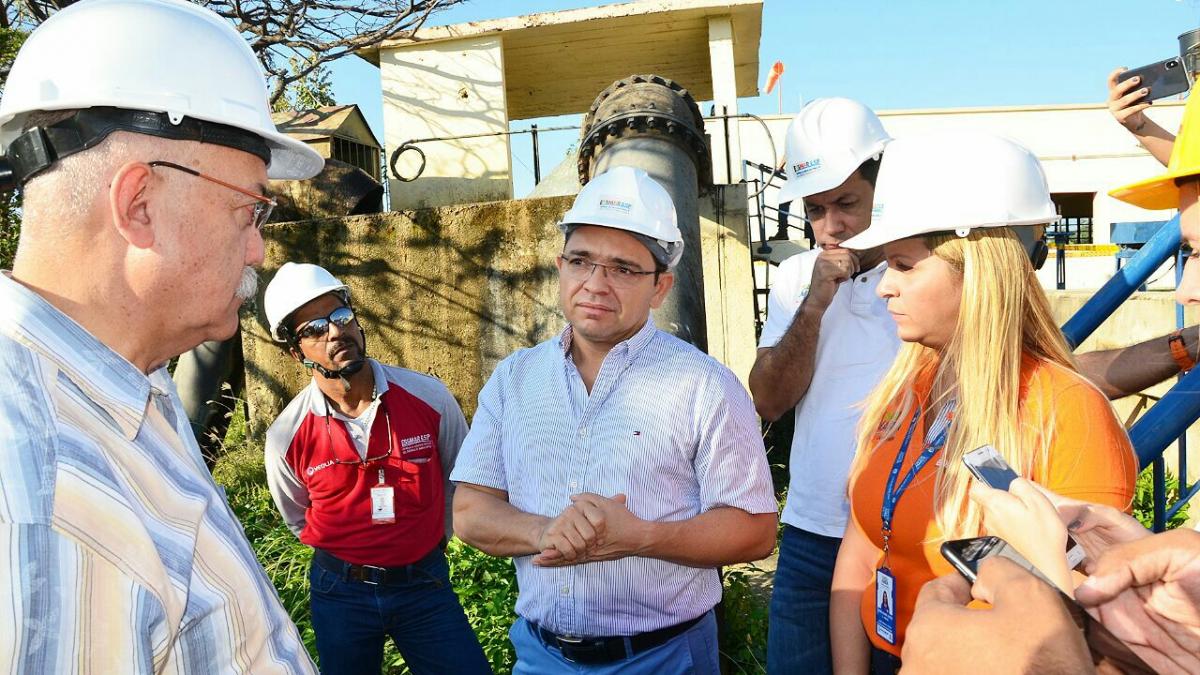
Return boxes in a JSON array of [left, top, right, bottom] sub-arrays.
[[294, 306, 357, 341], [149, 160, 276, 231]]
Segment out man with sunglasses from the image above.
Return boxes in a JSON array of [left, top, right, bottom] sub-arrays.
[[0, 0, 324, 672], [262, 262, 488, 675], [451, 166, 777, 673]]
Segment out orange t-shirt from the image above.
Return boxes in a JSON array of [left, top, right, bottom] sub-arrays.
[[850, 356, 1137, 656]]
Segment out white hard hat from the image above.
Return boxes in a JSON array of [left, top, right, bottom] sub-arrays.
[[559, 165, 684, 267], [264, 262, 350, 342], [777, 98, 891, 204], [0, 0, 323, 181], [841, 132, 1060, 251]]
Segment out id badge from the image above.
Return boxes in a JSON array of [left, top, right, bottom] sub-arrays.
[[370, 469, 395, 524], [875, 567, 897, 645]]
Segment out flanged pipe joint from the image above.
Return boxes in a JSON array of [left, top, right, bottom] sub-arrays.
[[577, 74, 711, 349]]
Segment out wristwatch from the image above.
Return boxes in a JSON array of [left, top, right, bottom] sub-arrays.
[[1168, 330, 1195, 373]]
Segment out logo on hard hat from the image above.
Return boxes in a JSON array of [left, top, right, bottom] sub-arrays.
[[598, 197, 633, 214], [792, 158, 822, 178]]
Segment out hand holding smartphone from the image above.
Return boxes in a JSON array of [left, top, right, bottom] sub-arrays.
[[962, 445, 1087, 570], [940, 536, 1155, 674], [1117, 56, 1192, 104]]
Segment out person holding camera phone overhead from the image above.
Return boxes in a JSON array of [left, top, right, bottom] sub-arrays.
[[828, 131, 1137, 675]]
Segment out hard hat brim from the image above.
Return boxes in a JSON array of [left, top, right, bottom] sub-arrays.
[[1108, 168, 1194, 211]]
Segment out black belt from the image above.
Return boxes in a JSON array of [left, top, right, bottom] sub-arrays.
[[533, 612, 707, 664], [313, 547, 440, 586]]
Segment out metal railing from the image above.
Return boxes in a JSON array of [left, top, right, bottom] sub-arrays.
[[1060, 214, 1200, 531], [743, 160, 811, 336]]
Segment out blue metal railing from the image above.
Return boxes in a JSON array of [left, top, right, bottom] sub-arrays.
[[1060, 214, 1200, 530]]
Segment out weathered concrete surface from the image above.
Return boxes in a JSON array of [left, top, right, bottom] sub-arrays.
[[243, 188, 757, 440], [243, 197, 571, 439]]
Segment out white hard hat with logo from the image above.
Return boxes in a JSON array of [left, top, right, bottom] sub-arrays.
[[777, 97, 891, 204], [559, 165, 684, 267], [0, 0, 323, 182], [264, 262, 350, 342], [841, 131, 1060, 251]]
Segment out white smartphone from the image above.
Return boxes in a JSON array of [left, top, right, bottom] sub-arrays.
[[962, 445, 1087, 570]]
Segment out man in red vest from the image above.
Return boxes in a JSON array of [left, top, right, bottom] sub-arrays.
[[262, 262, 489, 675]]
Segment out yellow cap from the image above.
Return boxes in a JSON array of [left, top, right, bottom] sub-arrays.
[[1110, 83, 1200, 209]]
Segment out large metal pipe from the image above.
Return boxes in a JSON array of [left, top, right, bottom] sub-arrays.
[[577, 74, 712, 350]]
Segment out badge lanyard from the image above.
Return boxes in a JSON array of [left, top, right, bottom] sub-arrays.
[[875, 400, 955, 644]]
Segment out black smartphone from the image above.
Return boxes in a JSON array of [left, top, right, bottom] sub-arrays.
[[940, 536, 1155, 675], [1118, 56, 1192, 103], [962, 445, 1087, 569]]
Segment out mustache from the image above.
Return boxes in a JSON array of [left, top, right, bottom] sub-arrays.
[[235, 266, 258, 301], [328, 338, 357, 355]]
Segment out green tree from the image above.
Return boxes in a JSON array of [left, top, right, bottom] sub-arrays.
[[0, 26, 26, 270], [273, 56, 336, 113]]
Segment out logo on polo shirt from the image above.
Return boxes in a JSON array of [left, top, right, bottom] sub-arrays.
[[401, 433, 434, 455], [307, 459, 335, 476]]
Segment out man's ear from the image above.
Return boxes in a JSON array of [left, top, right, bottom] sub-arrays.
[[109, 162, 156, 249], [649, 270, 675, 309]]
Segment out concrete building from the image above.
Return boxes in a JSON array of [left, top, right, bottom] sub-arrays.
[[272, 104, 383, 181], [360, 0, 761, 211]]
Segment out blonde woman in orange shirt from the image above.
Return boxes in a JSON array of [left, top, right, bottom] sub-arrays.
[[828, 132, 1138, 675]]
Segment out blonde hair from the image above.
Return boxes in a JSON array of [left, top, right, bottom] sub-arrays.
[[853, 228, 1074, 540]]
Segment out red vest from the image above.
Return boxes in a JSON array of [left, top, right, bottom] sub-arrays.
[[284, 385, 444, 566]]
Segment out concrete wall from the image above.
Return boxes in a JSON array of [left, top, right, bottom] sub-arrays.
[[380, 36, 514, 211], [244, 186, 757, 436]]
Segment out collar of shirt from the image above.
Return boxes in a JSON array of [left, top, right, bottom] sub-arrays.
[[557, 315, 659, 364], [0, 272, 153, 440], [302, 357, 391, 418]]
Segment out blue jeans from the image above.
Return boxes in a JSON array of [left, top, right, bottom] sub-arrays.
[[767, 525, 843, 675], [508, 611, 719, 674], [309, 548, 490, 675]]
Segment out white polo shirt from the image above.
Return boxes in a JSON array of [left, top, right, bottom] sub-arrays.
[[758, 250, 900, 537]]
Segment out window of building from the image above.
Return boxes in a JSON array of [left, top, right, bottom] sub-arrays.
[[331, 136, 381, 181], [1049, 192, 1095, 245]]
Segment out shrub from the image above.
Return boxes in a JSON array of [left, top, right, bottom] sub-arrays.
[[1132, 465, 1192, 531]]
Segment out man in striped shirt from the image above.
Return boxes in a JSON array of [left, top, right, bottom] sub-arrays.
[[0, 0, 323, 672], [452, 166, 778, 673]]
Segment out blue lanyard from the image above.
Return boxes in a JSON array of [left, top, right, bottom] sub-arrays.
[[880, 403, 955, 535]]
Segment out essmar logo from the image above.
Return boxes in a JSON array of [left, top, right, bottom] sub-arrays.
[[792, 158, 822, 177], [598, 198, 633, 213]]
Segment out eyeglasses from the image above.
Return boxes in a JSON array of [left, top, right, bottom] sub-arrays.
[[558, 255, 657, 289], [149, 160, 276, 231], [294, 306, 356, 341]]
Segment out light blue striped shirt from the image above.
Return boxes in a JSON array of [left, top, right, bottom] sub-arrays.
[[451, 318, 776, 636], [0, 273, 315, 674]]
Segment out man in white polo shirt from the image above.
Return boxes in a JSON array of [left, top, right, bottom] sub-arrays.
[[748, 98, 899, 675]]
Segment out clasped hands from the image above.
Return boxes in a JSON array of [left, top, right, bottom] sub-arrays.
[[531, 492, 648, 567]]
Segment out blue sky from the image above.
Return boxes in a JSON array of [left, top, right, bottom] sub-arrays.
[[330, 0, 1200, 195]]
